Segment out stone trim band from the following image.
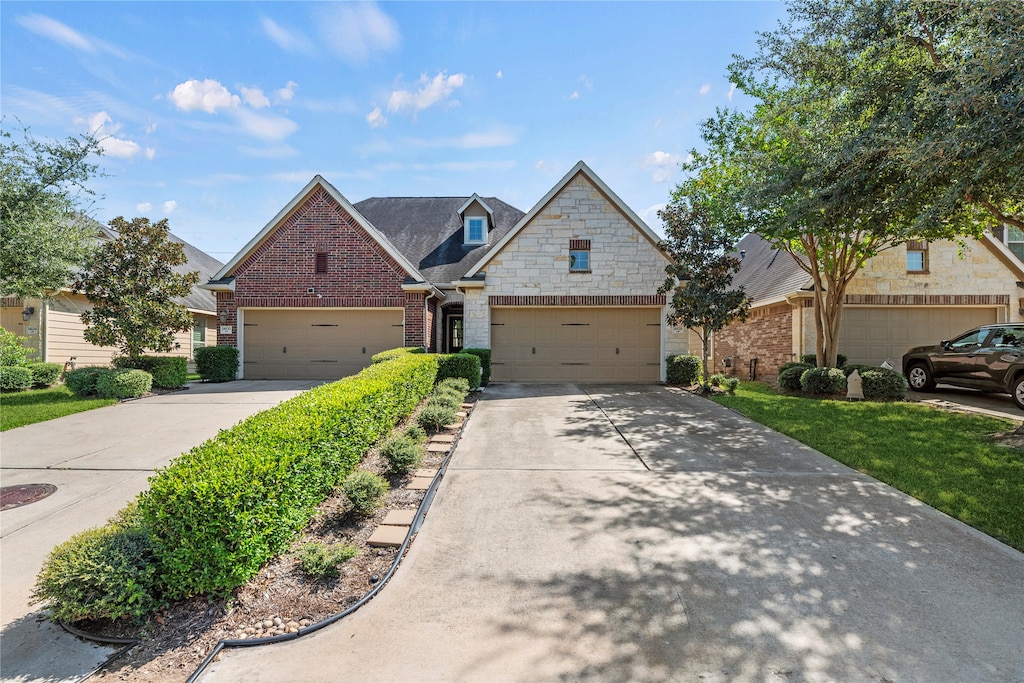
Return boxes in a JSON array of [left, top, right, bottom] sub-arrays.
[[844, 294, 1009, 306], [489, 295, 666, 306]]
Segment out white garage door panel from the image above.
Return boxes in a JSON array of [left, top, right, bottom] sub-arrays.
[[839, 307, 998, 366], [490, 308, 660, 383], [243, 309, 403, 380]]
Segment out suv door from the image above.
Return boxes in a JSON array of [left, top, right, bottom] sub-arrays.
[[931, 328, 993, 382], [974, 326, 1024, 389]]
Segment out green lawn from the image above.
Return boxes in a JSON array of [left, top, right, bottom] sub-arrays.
[[1, 386, 117, 431], [712, 382, 1024, 551]]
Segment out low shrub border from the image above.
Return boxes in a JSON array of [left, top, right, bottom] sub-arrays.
[[666, 354, 701, 386], [436, 353, 481, 390], [461, 348, 491, 385], [138, 351, 438, 600], [194, 346, 239, 382]]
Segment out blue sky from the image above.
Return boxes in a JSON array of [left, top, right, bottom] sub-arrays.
[[2, 1, 786, 262]]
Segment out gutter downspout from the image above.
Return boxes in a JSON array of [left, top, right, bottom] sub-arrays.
[[424, 291, 436, 352]]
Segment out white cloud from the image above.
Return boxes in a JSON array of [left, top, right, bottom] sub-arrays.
[[496, 70, 503, 79], [699, 83, 711, 96], [366, 107, 387, 128], [169, 79, 239, 113], [579, 74, 593, 90], [260, 17, 315, 56], [317, 3, 400, 64], [387, 72, 466, 114], [162, 200, 178, 214], [78, 111, 148, 160], [240, 86, 270, 109], [17, 14, 126, 57], [275, 81, 298, 103], [568, 91, 580, 100], [643, 151, 682, 183], [145, 148, 156, 160], [145, 122, 158, 134], [240, 144, 300, 159], [535, 160, 558, 173], [402, 127, 518, 149], [136, 201, 153, 213], [232, 107, 299, 141], [727, 83, 737, 101]]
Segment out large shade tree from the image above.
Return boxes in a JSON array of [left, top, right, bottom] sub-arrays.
[[0, 122, 103, 299], [75, 217, 199, 361], [698, 0, 1021, 368]]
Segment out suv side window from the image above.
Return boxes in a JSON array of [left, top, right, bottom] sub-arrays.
[[948, 329, 987, 351], [986, 327, 1024, 348]]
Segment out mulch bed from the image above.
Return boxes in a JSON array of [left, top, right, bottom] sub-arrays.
[[78, 399, 471, 682]]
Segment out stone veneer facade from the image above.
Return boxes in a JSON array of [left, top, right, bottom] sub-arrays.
[[463, 173, 690, 379]]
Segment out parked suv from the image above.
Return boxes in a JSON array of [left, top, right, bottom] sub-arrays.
[[903, 323, 1024, 410]]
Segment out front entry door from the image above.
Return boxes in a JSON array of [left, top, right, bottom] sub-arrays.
[[447, 316, 464, 353]]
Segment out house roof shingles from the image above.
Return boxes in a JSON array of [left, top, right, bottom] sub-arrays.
[[353, 196, 525, 285], [732, 232, 811, 304]]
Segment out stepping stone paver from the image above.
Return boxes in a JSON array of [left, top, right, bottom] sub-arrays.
[[367, 525, 408, 548], [382, 510, 417, 526], [414, 468, 438, 478], [407, 477, 433, 490], [426, 442, 450, 453], [429, 434, 455, 443], [461, 403, 473, 410]]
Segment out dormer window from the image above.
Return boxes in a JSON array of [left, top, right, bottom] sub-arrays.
[[458, 193, 494, 246], [467, 217, 485, 244]]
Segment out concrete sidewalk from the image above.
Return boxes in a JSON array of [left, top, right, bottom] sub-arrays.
[[0, 380, 319, 683], [202, 383, 1024, 682]]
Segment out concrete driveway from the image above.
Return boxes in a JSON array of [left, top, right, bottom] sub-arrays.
[[908, 382, 1024, 422], [0, 380, 319, 683], [203, 383, 1024, 683]]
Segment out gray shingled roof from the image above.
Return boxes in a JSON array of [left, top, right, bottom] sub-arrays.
[[732, 232, 811, 304], [353, 197, 525, 285]]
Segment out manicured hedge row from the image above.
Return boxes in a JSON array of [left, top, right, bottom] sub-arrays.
[[0, 365, 33, 391], [436, 353, 481, 390], [461, 348, 491, 385], [115, 355, 188, 388], [138, 352, 438, 599], [666, 354, 701, 385], [371, 346, 424, 364]]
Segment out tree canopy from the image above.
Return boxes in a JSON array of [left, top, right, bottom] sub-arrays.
[[0, 122, 104, 299], [685, 0, 1022, 367], [75, 217, 199, 360]]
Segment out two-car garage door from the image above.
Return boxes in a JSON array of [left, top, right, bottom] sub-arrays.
[[490, 308, 661, 382], [838, 307, 998, 366], [242, 309, 403, 380]]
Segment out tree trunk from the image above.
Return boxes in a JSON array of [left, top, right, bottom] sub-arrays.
[[701, 328, 713, 392]]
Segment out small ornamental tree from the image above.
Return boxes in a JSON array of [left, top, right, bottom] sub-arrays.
[[75, 217, 199, 362], [658, 164, 750, 391]]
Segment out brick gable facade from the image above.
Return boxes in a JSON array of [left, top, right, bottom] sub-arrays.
[[216, 186, 430, 349]]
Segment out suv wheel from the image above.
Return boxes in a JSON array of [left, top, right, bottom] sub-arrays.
[[1012, 376, 1024, 411], [907, 363, 936, 392]]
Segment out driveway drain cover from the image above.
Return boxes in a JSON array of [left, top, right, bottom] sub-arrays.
[[1, 484, 57, 511]]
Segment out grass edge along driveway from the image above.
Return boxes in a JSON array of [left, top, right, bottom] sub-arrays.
[[0, 386, 116, 431], [713, 383, 1024, 552]]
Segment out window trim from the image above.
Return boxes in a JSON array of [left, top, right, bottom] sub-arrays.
[[569, 249, 591, 273], [906, 240, 928, 273], [465, 217, 486, 245]]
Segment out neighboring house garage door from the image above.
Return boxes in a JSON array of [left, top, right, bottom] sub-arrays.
[[490, 307, 661, 382], [242, 309, 403, 380], [839, 307, 999, 366]]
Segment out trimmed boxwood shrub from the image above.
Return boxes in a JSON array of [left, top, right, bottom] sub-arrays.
[[801, 353, 849, 368], [841, 363, 878, 377], [461, 348, 491, 385], [194, 345, 239, 382], [29, 362, 63, 388], [438, 377, 470, 394], [0, 365, 33, 391], [778, 364, 812, 391], [64, 367, 113, 396], [404, 423, 427, 444], [723, 377, 740, 394], [371, 347, 424, 364], [861, 368, 908, 400], [96, 369, 152, 399], [32, 507, 162, 623], [800, 367, 847, 395], [115, 356, 188, 389], [778, 361, 813, 376], [436, 353, 481, 390], [138, 351, 438, 599], [666, 355, 701, 386], [341, 470, 389, 516], [381, 435, 422, 474], [297, 542, 358, 579]]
